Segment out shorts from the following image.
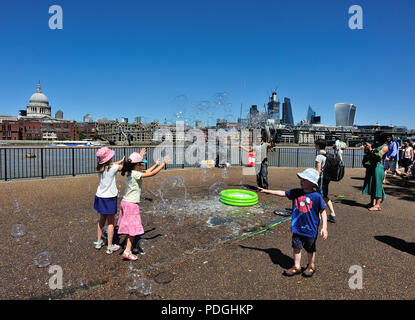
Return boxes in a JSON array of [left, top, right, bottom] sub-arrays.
[[384, 160, 397, 172], [292, 233, 317, 253], [318, 178, 330, 198]]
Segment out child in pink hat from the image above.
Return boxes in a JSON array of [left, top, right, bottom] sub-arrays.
[[93, 147, 146, 255], [117, 152, 169, 261]]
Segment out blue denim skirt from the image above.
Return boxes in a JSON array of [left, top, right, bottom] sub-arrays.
[[93, 196, 118, 215]]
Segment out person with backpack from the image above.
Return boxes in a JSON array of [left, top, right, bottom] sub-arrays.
[[314, 139, 340, 223]]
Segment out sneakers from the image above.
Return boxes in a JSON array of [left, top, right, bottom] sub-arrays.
[[327, 215, 337, 223]]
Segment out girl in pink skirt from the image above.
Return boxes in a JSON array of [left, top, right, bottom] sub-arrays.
[[118, 151, 169, 261]]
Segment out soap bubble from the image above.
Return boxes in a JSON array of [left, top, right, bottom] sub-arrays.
[[160, 176, 187, 206], [140, 213, 151, 227], [221, 166, 230, 179], [13, 199, 21, 214], [201, 168, 209, 183], [172, 94, 188, 110], [213, 92, 228, 107], [193, 101, 210, 114], [34, 251, 51, 268], [136, 277, 157, 296], [126, 268, 148, 293], [226, 222, 242, 236], [116, 179, 126, 196], [79, 278, 87, 288], [11, 224, 25, 238], [209, 182, 227, 200], [26, 210, 36, 221], [154, 272, 174, 284], [28, 231, 37, 240], [138, 239, 150, 255]]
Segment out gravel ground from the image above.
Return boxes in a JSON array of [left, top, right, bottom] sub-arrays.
[[1, 167, 414, 300]]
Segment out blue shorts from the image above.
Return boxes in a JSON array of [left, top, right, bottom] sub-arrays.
[[292, 233, 317, 253], [94, 196, 118, 215]]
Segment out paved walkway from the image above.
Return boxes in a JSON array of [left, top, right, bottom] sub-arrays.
[[1, 167, 414, 299]]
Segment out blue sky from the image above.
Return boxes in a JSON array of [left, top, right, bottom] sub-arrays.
[[0, 0, 414, 128]]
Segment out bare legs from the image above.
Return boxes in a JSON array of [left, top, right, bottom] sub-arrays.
[[124, 236, 135, 254], [369, 198, 382, 211], [324, 197, 336, 217], [293, 248, 315, 269], [97, 214, 116, 246]]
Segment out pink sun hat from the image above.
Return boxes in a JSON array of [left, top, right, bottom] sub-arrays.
[[96, 147, 115, 164], [128, 152, 147, 164]]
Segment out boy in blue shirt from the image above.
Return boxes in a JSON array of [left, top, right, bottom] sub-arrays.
[[259, 168, 328, 277]]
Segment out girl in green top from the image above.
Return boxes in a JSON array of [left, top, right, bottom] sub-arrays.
[[362, 133, 389, 211], [117, 151, 169, 261]]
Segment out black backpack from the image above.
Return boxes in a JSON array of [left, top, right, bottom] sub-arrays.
[[321, 153, 345, 182]]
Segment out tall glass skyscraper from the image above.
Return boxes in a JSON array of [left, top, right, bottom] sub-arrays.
[[282, 97, 294, 125], [306, 106, 316, 123], [334, 103, 357, 126]]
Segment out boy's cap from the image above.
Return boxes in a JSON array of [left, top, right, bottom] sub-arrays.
[[129, 152, 147, 164], [96, 147, 115, 164], [297, 168, 319, 186]]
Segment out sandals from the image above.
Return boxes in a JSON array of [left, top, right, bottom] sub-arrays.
[[122, 251, 138, 261], [106, 244, 121, 254], [94, 241, 104, 249], [302, 264, 317, 278], [368, 206, 382, 211], [283, 264, 317, 278], [283, 266, 302, 277]]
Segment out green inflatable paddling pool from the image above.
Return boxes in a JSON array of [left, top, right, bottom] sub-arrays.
[[220, 189, 258, 207]]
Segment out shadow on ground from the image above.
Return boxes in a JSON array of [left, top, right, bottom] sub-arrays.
[[374, 235, 415, 256], [239, 245, 293, 269]]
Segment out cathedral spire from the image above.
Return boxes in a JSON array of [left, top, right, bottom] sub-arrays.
[[37, 81, 42, 93]]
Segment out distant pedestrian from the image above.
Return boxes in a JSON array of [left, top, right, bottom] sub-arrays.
[[314, 139, 337, 223], [401, 140, 414, 175], [258, 168, 328, 278], [362, 133, 389, 211], [94, 147, 125, 254], [118, 152, 169, 261], [334, 139, 344, 162], [239, 136, 274, 189], [383, 134, 402, 182]]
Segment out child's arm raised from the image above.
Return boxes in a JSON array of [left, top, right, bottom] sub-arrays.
[[145, 159, 160, 173], [239, 144, 252, 153], [319, 209, 328, 240], [141, 156, 169, 178], [258, 187, 286, 197], [113, 156, 125, 171], [139, 148, 147, 157]]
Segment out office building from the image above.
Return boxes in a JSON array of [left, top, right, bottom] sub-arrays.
[[282, 97, 294, 125], [306, 106, 316, 123], [267, 92, 280, 123], [335, 103, 357, 126]]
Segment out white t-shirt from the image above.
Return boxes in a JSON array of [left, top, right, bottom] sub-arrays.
[[254, 142, 269, 164], [96, 164, 119, 198], [123, 170, 143, 203], [315, 152, 327, 179]]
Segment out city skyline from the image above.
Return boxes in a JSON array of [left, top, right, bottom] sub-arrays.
[[1, 1, 414, 129]]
